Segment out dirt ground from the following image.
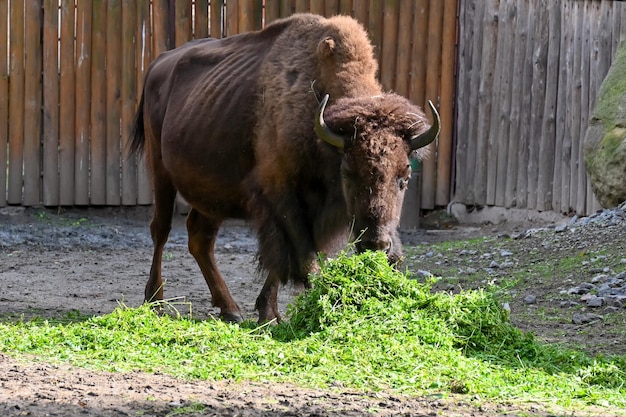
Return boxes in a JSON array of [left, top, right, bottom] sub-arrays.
[[0, 206, 623, 416]]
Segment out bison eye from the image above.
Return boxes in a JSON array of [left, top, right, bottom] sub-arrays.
[[398, 177, 410, 190]]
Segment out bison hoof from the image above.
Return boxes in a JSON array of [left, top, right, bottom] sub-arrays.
[[257, 311, 281, 325], [220, 311, 244, 323]]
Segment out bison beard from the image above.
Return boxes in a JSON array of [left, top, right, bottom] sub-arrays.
[[129, 13, 439, 323]]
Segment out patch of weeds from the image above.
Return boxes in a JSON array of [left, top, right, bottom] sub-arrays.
[[521, 306, 570, 323], [166, 402, 207, 416], [70, 217, 88, 226], [35, 210, 50, 222]]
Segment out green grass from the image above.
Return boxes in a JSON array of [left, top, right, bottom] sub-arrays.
[[0, 250, 625, 412]]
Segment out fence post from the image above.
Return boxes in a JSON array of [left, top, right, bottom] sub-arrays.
[[8, 0, 25, 204], [0, 0, 8, 207]]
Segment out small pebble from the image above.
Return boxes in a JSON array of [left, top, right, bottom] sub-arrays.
[[523, 294, 537, 304]]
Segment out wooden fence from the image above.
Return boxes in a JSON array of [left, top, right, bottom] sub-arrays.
[[0, 0, 455, 217], [455, 0, 626, 216]]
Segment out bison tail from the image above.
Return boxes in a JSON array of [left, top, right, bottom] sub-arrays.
[[128, 91, 146, 156]]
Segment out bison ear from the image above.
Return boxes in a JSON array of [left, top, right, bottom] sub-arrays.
[[317, 37, 336, 58]]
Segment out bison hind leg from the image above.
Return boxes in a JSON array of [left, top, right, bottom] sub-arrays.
[[144, 167, 178, 303], [186, 209, 244, 323]]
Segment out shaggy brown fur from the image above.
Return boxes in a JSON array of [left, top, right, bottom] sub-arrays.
[[130, 13, 437, 323]]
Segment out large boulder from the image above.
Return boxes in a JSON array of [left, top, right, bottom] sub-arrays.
[[584, 40, 626, 208]]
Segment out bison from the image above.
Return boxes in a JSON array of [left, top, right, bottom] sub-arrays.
[[129, 13, 440, 323]]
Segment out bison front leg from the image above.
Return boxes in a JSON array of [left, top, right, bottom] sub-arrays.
[[253, 216, 318, 324], [186, 209, 244, 323], [248, 183, 320, 323], [255, 272, 281, 323]]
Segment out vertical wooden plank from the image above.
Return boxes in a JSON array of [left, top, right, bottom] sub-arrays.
[[380, 0, 399, 92], [59, 0, 75, 205], [279, 0, 294, 18], [294, 0, 308, 13], [621, 2, 626, 43], [526, 0, 549, 210], [505, 0, 529, 208], [454, 0, 475, 205], [74, 0, 92, 205], [568, 0, 583, 212], [254, 0, 264, 30], [310, 0, 324, 15], [23, 0, 43, 206], [265, 0, 281, 25], [106, 0, 122, 205], [339, 0, 353, 16], [409, 0, 429, 120], [194, 0, 209, 39], [460, 0, 485, 206], [487, 0, 511, 206], [122, 0, 138, 205], [238, 0, 261, 33], [393, 0, 413, 96], [397, 0, 417, 228], [587, 0, 612, 212], [470, 0, 498, 207], [7, 0, 25, 204], [0, 0, 7, 206], [90, 0, 107, 204], [368, 1, 383, 65], [584, 0, 599, 212], [210, 0, 224, 37], [420, 0, 444, 210], [515, 0, 536, 209], [325, 0, 339, 16], [611, 1, 622, 58], [153, 0, 171, 53], [576, 1, 591, 214], [42, 0, 59, 206], [137, 0, 152, 204], [175, 0, 192, 46], [555, 0, 571, 214], [536, 1, 560, 211], [488, 2, 521, 206], [353, 0, 369, 26], [435, 0, 456, 207], [226, 0, 239, 35], [595, 1, 613, 115]]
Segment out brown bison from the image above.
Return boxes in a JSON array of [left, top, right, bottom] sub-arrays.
[[129, 13, 439, 323]]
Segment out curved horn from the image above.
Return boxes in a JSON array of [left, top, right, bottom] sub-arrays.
[[315, 94, 346, 150], [410, 100, 440, 150]]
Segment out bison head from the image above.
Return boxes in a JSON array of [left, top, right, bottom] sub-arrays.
[[315, 94, 440, 263]]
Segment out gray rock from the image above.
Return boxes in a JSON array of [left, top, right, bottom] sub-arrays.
[[591, 274, 609, 283], [572, 313, 604, 325], [582, 294, 604, 307], [554, 224, 568, 233], [606, 295, 626, 308], [523, 294, 537, 304]]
